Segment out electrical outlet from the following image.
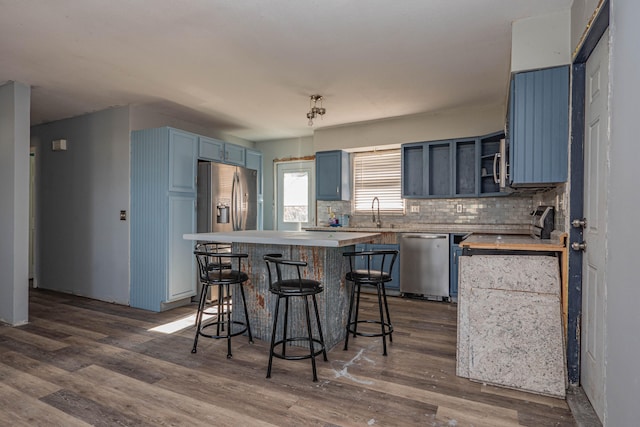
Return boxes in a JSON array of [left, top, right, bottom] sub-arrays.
[[456, 204, 463, 213], [410, 205, 420, 213]]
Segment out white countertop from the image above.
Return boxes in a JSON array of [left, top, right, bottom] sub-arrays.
[[183, 230, 381, 247], [460, 232, 566, 251], [304, 224, 531, 234]]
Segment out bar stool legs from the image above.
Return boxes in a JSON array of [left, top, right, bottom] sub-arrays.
[[267, 292, 327, 382], [343, 249, 398, 356], [191, 281, 253, 358], [344, 281, 394, 355]]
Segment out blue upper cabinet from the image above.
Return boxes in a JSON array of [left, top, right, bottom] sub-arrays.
[[509, 65, 569, 186], [246, 149, 263, 230], [224, 143, 246, 166], [402, 132, 505, 198], [245, 149, 263, 193], [198, 136, 246, 167], [169, 129, 198, 193], [316, 150, 351, 201], [198, 136, 224, 162]]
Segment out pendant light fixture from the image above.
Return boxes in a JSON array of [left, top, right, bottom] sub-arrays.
[[306, 95, 326, 126]]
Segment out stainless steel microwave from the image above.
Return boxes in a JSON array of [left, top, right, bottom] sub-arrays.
[[493, 138, 509, 189]]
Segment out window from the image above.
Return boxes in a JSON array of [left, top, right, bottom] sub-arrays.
[[353, 149, 404, 214], [282, 171, 309, 223]]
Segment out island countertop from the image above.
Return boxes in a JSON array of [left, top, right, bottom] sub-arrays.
[[183, 230, 380, 247], [460, 233, 567, 251]]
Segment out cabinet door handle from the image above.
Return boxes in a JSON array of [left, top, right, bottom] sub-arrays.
[[336, 186, 339, 194], [493, 153, 500, 184]]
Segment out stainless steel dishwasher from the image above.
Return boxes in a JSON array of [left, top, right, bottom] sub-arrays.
[[399, 233, 450, 299]]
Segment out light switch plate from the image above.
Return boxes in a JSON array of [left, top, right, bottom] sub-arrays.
[[410, 205, 420, 213]]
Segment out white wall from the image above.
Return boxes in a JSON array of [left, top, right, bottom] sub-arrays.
[[511, 10, 571, 73], [130, 104, 255, 148], [255, 104, 506, 230], [0, 81, 30, 325], [256, 136, 314, 229], [313, 104, 504, 152], [30, 107, 131, 304], [28, 104, 256, 304], [603, 1, 640, 425]]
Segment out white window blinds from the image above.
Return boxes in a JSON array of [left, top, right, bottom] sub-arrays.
[[353, 150, 404, 214]]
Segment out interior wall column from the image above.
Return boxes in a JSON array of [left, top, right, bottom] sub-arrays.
[[0, 81, 30, 325]]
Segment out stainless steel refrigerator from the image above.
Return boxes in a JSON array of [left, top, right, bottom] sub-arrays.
[[197, 162, 258, 232]]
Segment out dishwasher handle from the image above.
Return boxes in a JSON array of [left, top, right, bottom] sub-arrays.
[[401, 234, 447, 239]]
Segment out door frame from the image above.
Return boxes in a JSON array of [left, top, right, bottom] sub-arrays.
[[567, 0, 609, 384], [274, 160, 316, 230]]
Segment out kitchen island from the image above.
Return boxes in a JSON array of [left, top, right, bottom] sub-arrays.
[[183, 230, 381, 349], [456, 233, 568, 397]]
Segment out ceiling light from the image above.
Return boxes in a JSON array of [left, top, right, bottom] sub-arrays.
[[306, 95, 326, 126]]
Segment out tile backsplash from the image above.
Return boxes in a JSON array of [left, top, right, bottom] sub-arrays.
[[317, 186, 567, 232]]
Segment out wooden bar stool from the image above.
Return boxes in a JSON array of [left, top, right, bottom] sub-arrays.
[[263, 254, 328, 382], [343, 250, 398, 356], [192, 246, 253, 358]]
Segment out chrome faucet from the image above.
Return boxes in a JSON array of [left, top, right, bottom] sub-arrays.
[[372, 197, 381, 228]]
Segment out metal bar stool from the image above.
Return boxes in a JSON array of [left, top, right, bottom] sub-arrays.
[[263, 254, 328, 382], [192, 245, 253, 358], [343, 250, 398, 356]]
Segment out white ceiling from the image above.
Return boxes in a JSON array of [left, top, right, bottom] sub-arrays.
[[0, 0, 572, 142]]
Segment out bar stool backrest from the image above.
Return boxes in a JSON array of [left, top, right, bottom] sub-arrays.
[[343, 250, 398, 283], [194, 246, 248, 284], [263, 253, 311, 294]]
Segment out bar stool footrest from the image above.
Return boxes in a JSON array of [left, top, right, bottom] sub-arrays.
[[347, 319, 393, 338], [272, 337, 326, 361], [198, 320, 250, 340]]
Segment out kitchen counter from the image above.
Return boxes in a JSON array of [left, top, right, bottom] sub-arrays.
[[456, 231, 569, 397], [457, 253, 566, 397], [459, 233, 566, 251], [183, 230, 380, 247], [462, 231, 569, 338], [304, 224, 530, 234], [183, 230, 381, 349]]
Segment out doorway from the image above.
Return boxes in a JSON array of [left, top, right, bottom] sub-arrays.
[[275, 160, 315, 231], [580, 28, 609, 421]]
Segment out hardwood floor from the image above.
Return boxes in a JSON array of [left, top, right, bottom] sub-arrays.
[[0, 289, 576, 426]]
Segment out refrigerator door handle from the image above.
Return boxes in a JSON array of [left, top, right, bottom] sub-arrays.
[[231, 171, 238, 230], [236, 172, 243, 230]]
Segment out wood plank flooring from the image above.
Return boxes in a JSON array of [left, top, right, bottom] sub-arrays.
[[0, 289, 577, 426]]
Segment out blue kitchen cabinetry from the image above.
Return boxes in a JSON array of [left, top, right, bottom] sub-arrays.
[[198, 135, 247, 167], [246, 149, 263, 230], [353, 243, 401, 292], [402, 139, 451, 198], [453, 138, 478, 196], [198, 136, 224, 162], [131, 127, 197, 311], [478, 131, 505, 195], [224, 143, 246, 166], [316, 150, 351, 201], [402, 132, 505, 198], [509, 65, 569, 186], [449, 234, 466, 300]]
